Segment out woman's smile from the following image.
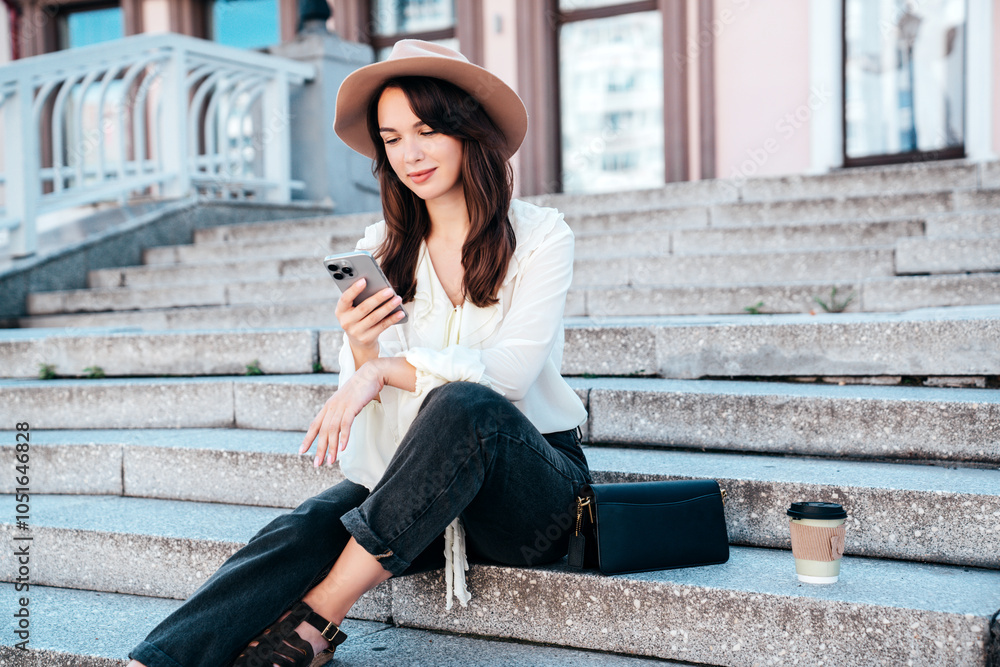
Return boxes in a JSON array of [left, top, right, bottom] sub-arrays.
[[408, 167, 436, 184]]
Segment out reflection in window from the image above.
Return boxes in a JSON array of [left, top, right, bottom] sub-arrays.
[[560, 11, 663, 194], [210, 0, 279, 50], [844, 0, 965, 159], [62, 6, 123, 49], [372, 0, 455, 36]]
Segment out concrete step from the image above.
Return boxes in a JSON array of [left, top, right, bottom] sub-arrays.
[[142, 233, 360, 265], [589, 247, 898, 287], [527, 160, 988, 215], [553, 219, 926, 258], [558, 306, 1000, 379], [7, 306, 997, 380], [581, 377, 1000, 465], [27, 277, 336, 315], [858, 273, 1000, 312], [0, 584, 677, 666], [31, 247, 897, 316], [89, 243, 895, 293], [925, 211, 1000, 238], [896, 236, 1000, 274], [0, 327, 318, 378], [1, 513, 996, 666], [87, 255, 324, 289], [707, 190, 960, 228], [19, 299, 344, 330], [582, 274, 1000, 316], [0, 374, 339, 431], [733, 159, 982, 202], [0, 495, 390, 623], [986, 160, 1000, 188], [20, 272, 1000, 328], [191, 211, 379, 244], [393, 548, 999, 667], [5, 435, 997, 568], [2, 376, 997, 465]]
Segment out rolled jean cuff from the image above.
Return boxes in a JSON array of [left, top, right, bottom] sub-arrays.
[[129, 641, 185, 667], [340, 507, 411, 576]]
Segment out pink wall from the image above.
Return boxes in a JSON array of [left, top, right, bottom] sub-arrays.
[[714, 0, 813, 182]]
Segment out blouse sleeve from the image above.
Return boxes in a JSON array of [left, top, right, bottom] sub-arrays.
[[401, 219, 574, 402]]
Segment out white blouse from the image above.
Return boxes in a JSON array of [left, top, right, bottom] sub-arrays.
[[336, 198, 588, 609]]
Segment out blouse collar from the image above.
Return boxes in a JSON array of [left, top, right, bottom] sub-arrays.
[[408, 199, 561, 349]]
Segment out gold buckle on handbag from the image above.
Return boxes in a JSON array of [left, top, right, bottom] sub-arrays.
[[720, 488, 727, 506]]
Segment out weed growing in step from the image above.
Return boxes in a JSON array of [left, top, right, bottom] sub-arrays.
[[813, 287, 856, 313], [83, 366, 105, 379], [38, 363, 57, 380], [743, 301, 765, 315], [313, 362, 324, 373], [245, 360, 264, 376]]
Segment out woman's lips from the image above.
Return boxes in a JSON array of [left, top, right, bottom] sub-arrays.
[[409, 168, 436, 184]]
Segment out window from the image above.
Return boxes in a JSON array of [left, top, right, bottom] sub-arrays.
[[843, 0, 966, 165], [369, 0, 457, 59], [559, 8, 663, 194], [209, 0, 280, 51], [58, 4, 123, 50]]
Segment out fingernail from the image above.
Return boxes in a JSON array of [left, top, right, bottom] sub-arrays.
[[381, 288, 394, 297], [326, 453, 333, 465], [314, 455, 321, 467]]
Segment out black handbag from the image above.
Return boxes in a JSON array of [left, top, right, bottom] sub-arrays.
[[567, 479, 730, 574]]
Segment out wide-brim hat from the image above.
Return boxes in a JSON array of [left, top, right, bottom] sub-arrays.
[[334, 39, 528, 160]]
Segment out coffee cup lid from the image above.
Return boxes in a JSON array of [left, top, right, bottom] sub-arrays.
[[787, 501, 847, 520]]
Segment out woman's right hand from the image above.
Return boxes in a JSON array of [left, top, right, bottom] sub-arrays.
[[335, 278, 405, 361]]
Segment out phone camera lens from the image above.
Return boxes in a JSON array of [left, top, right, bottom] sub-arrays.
[[343, 267, 354, 276], [333, 272, 344, 280], [327, 264, 339, 272]]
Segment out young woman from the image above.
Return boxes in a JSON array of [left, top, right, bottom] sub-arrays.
[[127, 39, 591, 667]]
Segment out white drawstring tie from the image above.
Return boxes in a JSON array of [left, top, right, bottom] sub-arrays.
[[443, 517, 472, 609]]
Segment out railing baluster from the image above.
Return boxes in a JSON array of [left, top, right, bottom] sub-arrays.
[[261, 69, 291, 203], [73, 69, 103, 190], [0, 34, 315, 257], [5, 76, 40, 257]]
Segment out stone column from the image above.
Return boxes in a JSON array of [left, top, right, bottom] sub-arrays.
[[269, 26, 381, 214]]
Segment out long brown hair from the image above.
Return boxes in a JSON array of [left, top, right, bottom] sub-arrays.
[[365, 76, 515, 308]]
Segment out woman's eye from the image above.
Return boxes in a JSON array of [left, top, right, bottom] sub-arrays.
[[421, 130, 436, 136], [384, 138, 398, 145]]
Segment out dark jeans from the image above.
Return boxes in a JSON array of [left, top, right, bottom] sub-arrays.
[[129, 382, 592, 667]]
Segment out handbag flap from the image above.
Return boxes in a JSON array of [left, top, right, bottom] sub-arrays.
[[590, 479, 729, 575]]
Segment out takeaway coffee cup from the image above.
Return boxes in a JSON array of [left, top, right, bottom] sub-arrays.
[[787, 501, 847, 584]]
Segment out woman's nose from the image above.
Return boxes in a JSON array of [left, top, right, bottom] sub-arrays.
[[404, 137, 425, 163]]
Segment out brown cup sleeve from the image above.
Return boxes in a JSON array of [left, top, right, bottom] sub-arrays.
[[790, 522, 846, 562]]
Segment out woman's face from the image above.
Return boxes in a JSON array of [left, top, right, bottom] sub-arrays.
[[377, 86, 464, 202]]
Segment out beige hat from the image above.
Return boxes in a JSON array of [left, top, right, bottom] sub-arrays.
[[334, 39, 528, 160]]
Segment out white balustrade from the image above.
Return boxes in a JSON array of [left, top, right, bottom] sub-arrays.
[[0, 32, 315, 257]]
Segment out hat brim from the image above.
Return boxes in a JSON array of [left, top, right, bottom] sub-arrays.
[[334, 56, 528, 161]]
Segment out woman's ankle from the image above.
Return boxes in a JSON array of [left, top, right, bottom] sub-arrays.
[[293, 619, 331, 656]]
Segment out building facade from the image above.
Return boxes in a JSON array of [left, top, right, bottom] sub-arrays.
[[2, 0, 998, 200]]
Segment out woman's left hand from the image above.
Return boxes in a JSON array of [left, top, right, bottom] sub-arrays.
[[300, 362, 385, 467]]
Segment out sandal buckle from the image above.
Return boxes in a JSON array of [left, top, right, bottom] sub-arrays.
[[320, 621, 343, 643]]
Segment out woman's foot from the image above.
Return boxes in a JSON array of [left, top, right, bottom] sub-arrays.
[[234, 601, 344, 667]]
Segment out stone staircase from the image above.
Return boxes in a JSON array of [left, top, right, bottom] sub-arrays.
[[1, 158, 999, 666]]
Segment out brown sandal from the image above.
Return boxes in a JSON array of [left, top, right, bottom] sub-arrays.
[[232, 600, 347, 667]]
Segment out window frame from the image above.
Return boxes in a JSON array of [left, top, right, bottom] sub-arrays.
[[840, 0, 968, 168], [517, 0, 692, 195]]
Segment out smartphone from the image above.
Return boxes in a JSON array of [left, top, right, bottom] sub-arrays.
[[323, 251, 408, 324]]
